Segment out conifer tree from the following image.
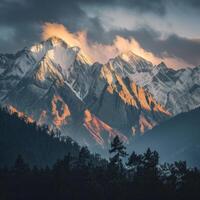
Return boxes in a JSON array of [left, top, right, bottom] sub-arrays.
[[109, 136, 128, 176], [78, 146, 90, 168]]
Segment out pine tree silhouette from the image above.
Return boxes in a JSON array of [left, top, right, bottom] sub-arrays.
[[109, 136, 128, 177], [78, 146, 90, 168]]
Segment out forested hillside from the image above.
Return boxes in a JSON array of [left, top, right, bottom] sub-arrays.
[[0, 108, 80, 167]]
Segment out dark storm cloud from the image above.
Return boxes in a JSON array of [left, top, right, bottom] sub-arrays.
[[0, 0, 167, 36], [83, 23, 200, 66], [0, 0, 200, 33], [139, 33, 200, 66], [80, 0, 166, 15], [0, 0, 87, 53], [176, 0, 200, 8], [0, 0, 200, 66]]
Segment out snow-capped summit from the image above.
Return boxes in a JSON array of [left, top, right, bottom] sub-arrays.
[[0, 37, 94, 101], [104, 51, 200, 115], [105, 51, 153, 79], [119, 50, 153, 72], [133, 62, 200, 114]]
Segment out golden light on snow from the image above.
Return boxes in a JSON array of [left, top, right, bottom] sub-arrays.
[[42, 23, 160, 65], [42, 22, 189, 69]]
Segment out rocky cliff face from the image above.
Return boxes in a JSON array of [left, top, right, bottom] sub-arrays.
[[109, 52, 200, 114], [85, 57, 170, 136]]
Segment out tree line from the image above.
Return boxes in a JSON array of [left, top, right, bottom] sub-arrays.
[[1, 135, 200, 200]]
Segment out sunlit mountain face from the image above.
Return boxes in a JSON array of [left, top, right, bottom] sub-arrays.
[[0, 35, 200, 155], [0, 0, 200, 163]]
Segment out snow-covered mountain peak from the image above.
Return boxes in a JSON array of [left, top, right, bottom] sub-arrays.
[[29, 37, 92, 68], [119, 51, 153, 68], [47, 36, 68, 47], [29, 37, 71, 61], [45, 45, 78, 71], [45, 37, 92, 65], [100, 51, 155, 85], [120, 51, 151, 64], [106, 51, 154, 77]]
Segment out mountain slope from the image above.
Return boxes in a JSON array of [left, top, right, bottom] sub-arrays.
[[110, 52, 200, 114], [131, 107, 200, 166], [85, 62, 170, 135]]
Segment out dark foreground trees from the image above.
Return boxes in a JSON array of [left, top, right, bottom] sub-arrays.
[[1, 136, 200, 200]]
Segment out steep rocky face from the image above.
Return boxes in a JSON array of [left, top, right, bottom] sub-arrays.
[[109, 52, 200, 115], [85, 60, 170, 136], [83, 109, 128, 145], [141, 64, 200, 115]]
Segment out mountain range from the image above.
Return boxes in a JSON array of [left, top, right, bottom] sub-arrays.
[[0, 36, 200, 153]]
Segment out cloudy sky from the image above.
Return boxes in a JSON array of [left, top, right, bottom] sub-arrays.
[[0, 0, 200, 68]]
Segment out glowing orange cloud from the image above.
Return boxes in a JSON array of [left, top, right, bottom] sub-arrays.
[[42, 22, 189, 68]]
